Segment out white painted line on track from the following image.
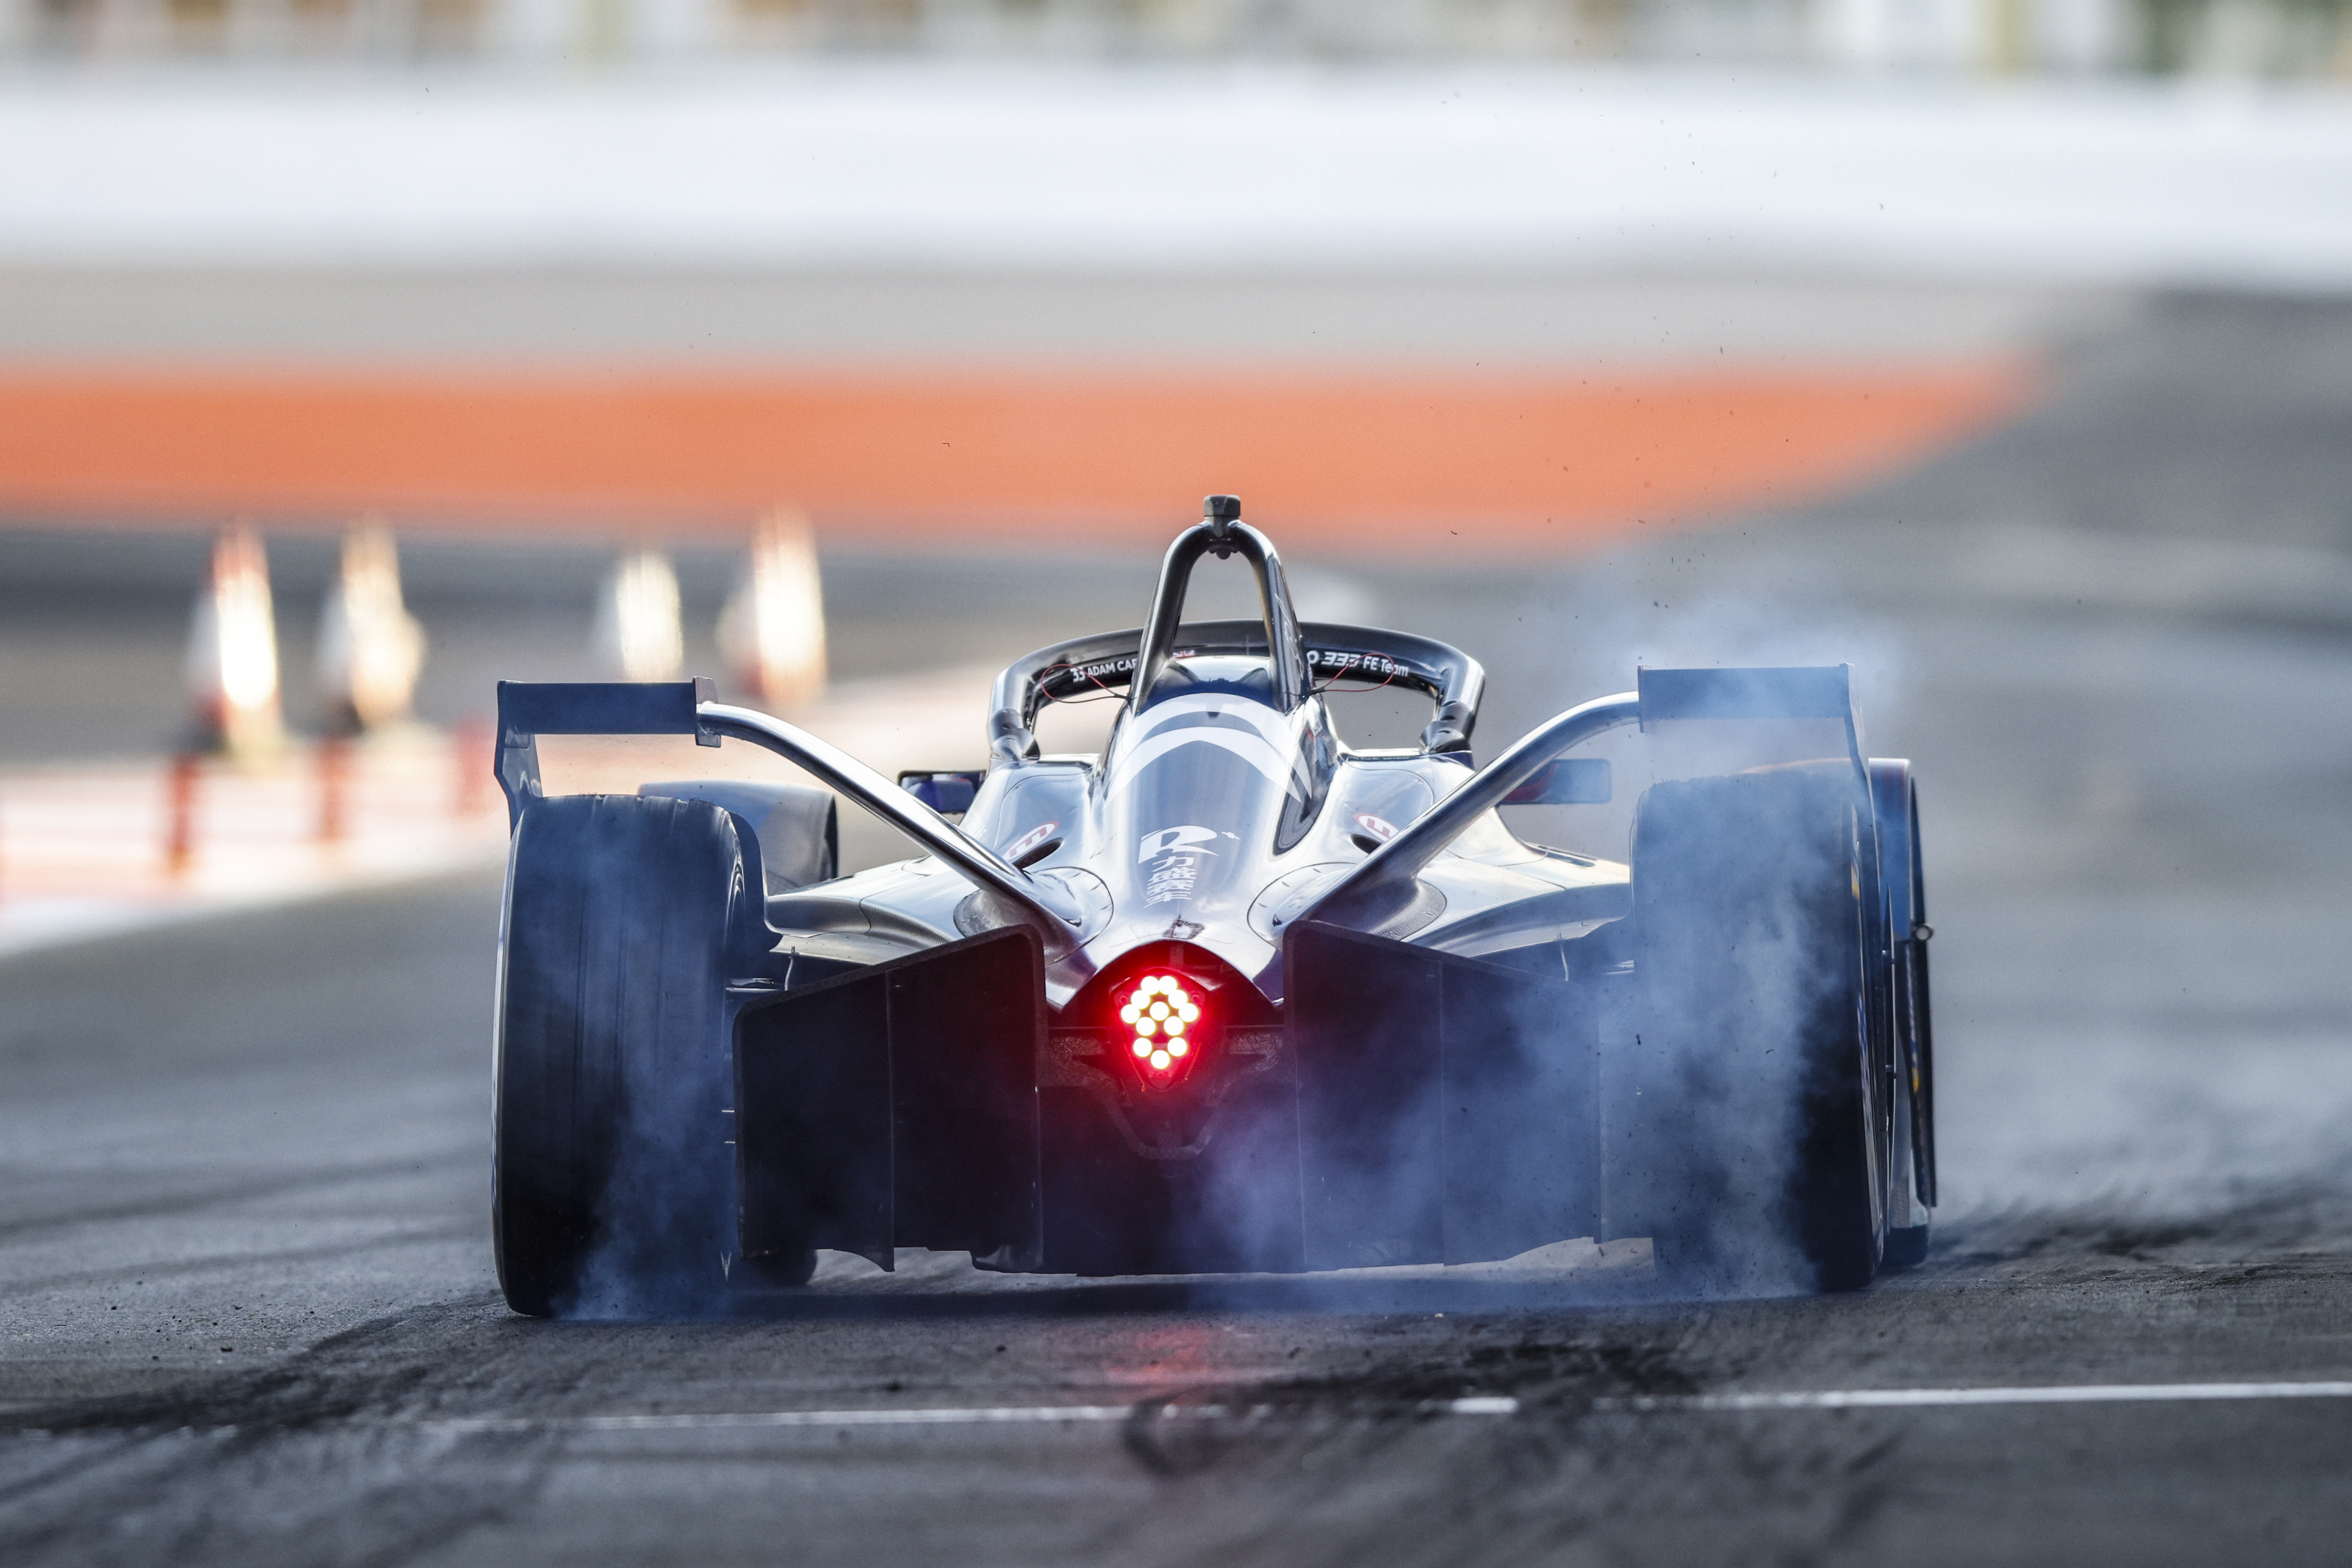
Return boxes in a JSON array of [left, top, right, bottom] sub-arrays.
[[432, 1405, 1131, 1434], [424, 1396, 1522, 1436], [409, 1383, 2352, 1436], [22, 1387, 2348, 1440], [1603, 1381, 2352, 1413]]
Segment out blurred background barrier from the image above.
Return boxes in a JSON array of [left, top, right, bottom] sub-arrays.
[[2, 75, 2344, 282], [0, 0, 2344, 76]]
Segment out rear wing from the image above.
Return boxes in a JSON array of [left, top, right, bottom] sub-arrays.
[[1638, 664, 1864, 774], [495, 679, 716, 826]]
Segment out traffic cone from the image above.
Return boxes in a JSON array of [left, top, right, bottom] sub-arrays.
[[316, 523, 428, 735], [717, 508, 827, 710], [591, 547, 685, 682], [184, 523, 284, 759]]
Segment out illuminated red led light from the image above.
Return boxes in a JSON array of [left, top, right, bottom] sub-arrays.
[[1115, 974, 1203, 1073]]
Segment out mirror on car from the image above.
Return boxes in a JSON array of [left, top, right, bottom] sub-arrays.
[[898, 770, 984, 817], [1500, 757, 1611, 806]]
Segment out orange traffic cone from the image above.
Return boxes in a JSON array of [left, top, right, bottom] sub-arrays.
[[718, 508, 827, 710], [316, 523, 427, 736], [183, 524, 284, 759], [591, 547, 685, 682]]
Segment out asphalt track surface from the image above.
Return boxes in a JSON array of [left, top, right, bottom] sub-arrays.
[[6, 290, 2352, 1564]]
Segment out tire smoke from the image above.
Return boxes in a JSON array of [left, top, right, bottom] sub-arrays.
[[1620, 768, 1870, 1297]]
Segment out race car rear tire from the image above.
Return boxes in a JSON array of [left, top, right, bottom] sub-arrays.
[[1633, 770, 1886, 1295], [1872, 764, 1935, 1272], [493, 793, 752, 1317]]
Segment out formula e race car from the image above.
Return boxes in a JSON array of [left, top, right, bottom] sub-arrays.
[[490, 497, 1936, 1315]]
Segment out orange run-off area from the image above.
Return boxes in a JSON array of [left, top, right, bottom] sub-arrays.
[[0, 362, 2033, 549]]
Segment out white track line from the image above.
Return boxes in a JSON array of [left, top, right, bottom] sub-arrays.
[[426, 1396, 1521, 1435], [1605, 1381, 2352, 1413], [418, 1383, 2352, 1435], [432, 1405, 1131, 1434], [29, 1386, 2344, 1440]]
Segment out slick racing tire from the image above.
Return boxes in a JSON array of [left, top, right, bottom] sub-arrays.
[[1880, 770, 1936, 1273], [493, 793, 752, 1317], [1633, 770, 1887, 1295]]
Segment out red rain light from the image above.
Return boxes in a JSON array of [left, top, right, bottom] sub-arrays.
[[1114, 973, 1206, 1076]]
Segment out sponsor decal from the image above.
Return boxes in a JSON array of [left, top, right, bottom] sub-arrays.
[[1044, 649, 1204, 693], [1308, 649, 1401, 680], [1354, 812, 1400, 842], [1045, 646, 1415, 695], [1138, 824, 1219, 906], [1138, 825, 1220, 860], [1004, 821, 1060, 861], [1041, 645, 1259, 695]]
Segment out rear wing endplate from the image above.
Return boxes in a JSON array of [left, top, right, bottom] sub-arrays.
[[1638, 664, 1863, 773], [495, 679, 714, 827]]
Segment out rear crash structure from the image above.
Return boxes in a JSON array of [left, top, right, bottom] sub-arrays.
[[491, 498, 1935, 1315]]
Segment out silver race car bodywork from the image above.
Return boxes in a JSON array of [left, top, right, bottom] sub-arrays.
[[490, 498, 1935, 1309]]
